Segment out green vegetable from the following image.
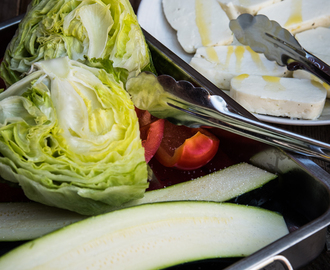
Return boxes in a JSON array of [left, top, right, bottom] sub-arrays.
[[0, 57, 148, 215], [0, 162, 277, 241], [0, 0, 155, 86], [0, 201, 289, 269]]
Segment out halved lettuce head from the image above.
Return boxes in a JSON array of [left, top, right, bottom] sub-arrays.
[[0, 57, 148, 215], [0, 0, 155, 86]]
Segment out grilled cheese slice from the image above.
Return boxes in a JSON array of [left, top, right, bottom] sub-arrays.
[[292, 27, 330, 97], [190, 45, 290, 90], [258, 0, 330, 34], [230, 74, 327, 120], [162, 0, 233, 53], [217, 0, 281, 20]]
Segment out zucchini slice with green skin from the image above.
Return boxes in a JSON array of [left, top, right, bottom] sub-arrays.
[[0, 201, 289, 270], [126, 162, 277, 206], [0, 162, 277, 241]]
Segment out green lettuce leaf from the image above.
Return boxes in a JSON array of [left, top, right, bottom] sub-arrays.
[[0, 57, 148, 215], [0, 0, 155, 86]]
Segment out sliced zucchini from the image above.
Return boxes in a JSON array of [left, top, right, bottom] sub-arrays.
[[0, 201, 289, 270], [0, 203, 85, 241], [126, 162, 277, 206], [0, 163, 277, 241]]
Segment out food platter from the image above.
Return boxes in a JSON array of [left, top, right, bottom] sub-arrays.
[[0, 2, 330, 269], [137, 0, 330, 126]]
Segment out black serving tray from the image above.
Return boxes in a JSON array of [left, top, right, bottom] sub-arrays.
[[0, 16, 330, 270]]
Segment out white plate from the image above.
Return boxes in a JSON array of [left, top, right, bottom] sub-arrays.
[[137, 0, 330, 126]]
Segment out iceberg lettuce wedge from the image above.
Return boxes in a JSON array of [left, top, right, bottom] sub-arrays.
[[0, 57, 148, 215], [0, 0, 154, 86]]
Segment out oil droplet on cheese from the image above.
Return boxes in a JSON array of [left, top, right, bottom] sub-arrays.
[[311, 80, 326, 91], [262, 76, 285, 92], [284, 0, 302, 28], [234, 74, 249, 88], [225, 46, 234, 67], [322, 82, 330, 91], [205, 47, 220, 64], [235, 46, 245, 73], [246, 47, 267, 71], [263, 76, 281, 83], [236, 74, 250, 81], [195, 0, 212, 46]]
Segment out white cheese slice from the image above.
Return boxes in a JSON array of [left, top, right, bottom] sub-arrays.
[[295, 27, 330, 57], [162, 0, 233, 54], [293, 72, 330, 100], [293, 70, 330, 98], [217, 0, 281, 20], [258, 0, 330, 34], [230, 74, 327, 120], [190, 45, 290, 90], [291, 27, 330, 98]]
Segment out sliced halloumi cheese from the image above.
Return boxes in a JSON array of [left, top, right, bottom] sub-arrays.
[[230, 74, 327, 120], [258, 0, 330, 34], [293, 70, 330, 98], [190, 45, 290, 90], [217, 0, 281, 20], [295, 27, 330, 57], [292, 53, 330, 98], [162, 0, 233, 54], [291, 28, 330, 97]]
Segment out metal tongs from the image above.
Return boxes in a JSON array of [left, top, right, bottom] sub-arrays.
[[127, 15, 330, 162], [229, 13, 330, 85]]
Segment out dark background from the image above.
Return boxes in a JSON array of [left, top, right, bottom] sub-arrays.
[[0, 0, 329, 269]]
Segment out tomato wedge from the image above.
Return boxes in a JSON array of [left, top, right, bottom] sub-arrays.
[[136, 108, 165, 163], [155, 120, 219, 170]]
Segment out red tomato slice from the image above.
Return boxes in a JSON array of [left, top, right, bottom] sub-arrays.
[[136, 108, 165, 163], [148, 147, 233, 190], [155, 120, 220, 170]]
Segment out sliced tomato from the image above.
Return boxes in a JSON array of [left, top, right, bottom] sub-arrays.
[[148, 147, 233, 190], [155, 120, 220, 170], [136, 108, 165, 163]]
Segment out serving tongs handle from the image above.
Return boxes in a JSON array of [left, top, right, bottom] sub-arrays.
[[127, 73, 330, 162], [229, 13, 330, 85], [287, 50, 330, 85]]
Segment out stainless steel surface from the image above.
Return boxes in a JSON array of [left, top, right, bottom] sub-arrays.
[[141, 26, 330, 270], [133, 32, 330, 162], [230, 14, 330, 85], [1, 13, 330, 270], [254, 255, 293, 270], [142, 28, 260, 122]]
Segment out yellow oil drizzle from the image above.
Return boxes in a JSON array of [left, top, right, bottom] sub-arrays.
[[263, 76, 281, 83], [311, 80, 327, 91], [236, 74, 250, 81], [205, 47, 220, 63], [233, 74, 249, 89], [262, 76, 285, 92], [284, 0, 303, 28], [235, 46, 245, 73], [225, 46, 234, 66], [246, 47, 267, 71], [322, 82, 330, 91], [195, 0, 211, 46]]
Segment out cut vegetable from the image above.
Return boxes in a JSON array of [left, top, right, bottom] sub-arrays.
[[155, 120, 220, 170], [0, 203, 85, 241], [0, 201, 289, 270], [0, 163, 277, 241], [124, 162, 277, 206]]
